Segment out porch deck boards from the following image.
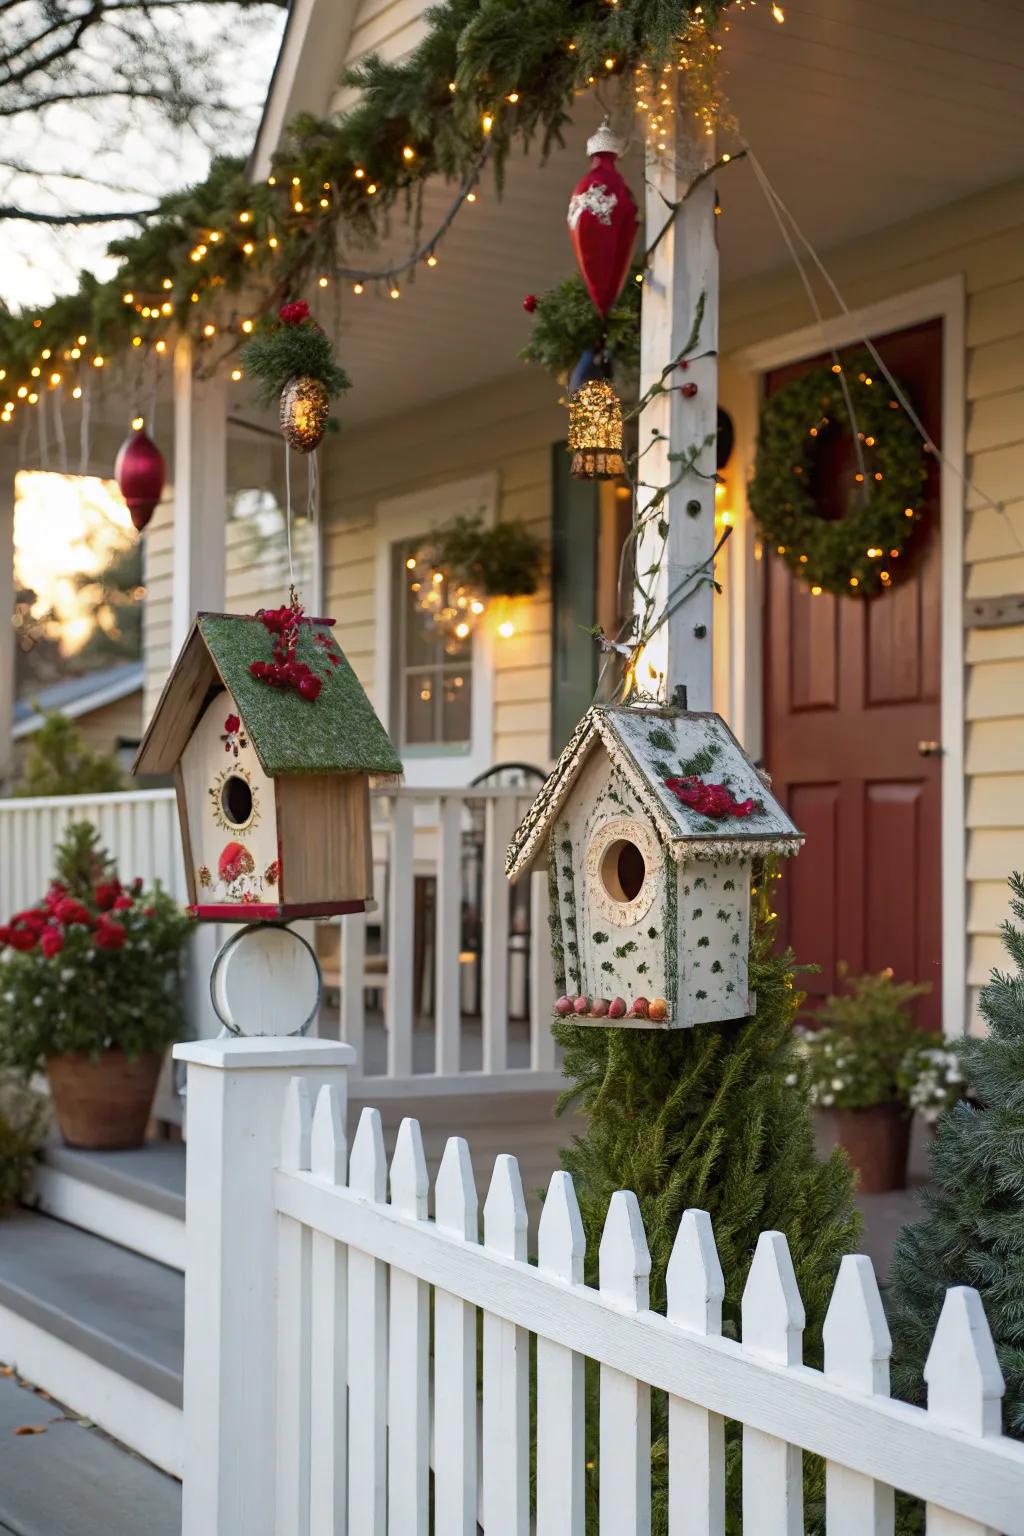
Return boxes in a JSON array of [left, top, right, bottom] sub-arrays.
[[0, 1371, 180, 1536]]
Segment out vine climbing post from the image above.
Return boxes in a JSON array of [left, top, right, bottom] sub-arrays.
[[634, 112, 720, 710]]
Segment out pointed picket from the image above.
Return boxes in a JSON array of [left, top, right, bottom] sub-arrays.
[[598, 1191, 652, 1536], [822, 1255, 894, 1536], [925, 1288, 1004, 1536], [277, 1078, 313, 1535], [536, 1172, 586, 1536], [281, 1076, 313, 1172], [310, 1082, 347, 1185], [309, 1087, 348, 1536], [347, 1109, 388, 1536], [387, 1119, 429, 1536], [482, 1155, 530, 1536], [666, 1211, 725, 1536], [741, 1232, 805, 1536], [434, 1138, 479, 1536]]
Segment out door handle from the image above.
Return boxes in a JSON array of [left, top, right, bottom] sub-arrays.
[[918, 740, 943, 757]]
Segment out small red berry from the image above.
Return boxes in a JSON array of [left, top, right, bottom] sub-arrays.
[[523, 294, 538, 313], [681, 382, 699, 398]]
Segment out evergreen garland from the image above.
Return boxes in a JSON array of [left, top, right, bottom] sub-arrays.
[[0, 0, 726, 393], [520, 269, 643, 381], [747, 358, 928, 597], [555, 866, 860, 1531], [239, 304, 350, 408], [887, 871, 1024, 1438]]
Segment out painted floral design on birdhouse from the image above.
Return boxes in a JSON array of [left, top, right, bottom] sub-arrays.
[[506, 704, 802, 1030], [220, 713, 248, 758]]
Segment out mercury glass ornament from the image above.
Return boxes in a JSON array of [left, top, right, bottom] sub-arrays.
[[568, 378, 626, 480], [280, 374, 329, 452]]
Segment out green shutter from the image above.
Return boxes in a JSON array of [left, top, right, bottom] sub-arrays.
[[550, 443, 599, 754]]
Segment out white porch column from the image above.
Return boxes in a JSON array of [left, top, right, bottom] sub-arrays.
[[635, 116, 719, 708], [173, 1035, 355, 1536], [0, 461, 17, 792], [172, 336, 227, 649]]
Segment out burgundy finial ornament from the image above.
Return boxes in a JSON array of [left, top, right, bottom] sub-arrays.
[[115, 427, 166, 532]]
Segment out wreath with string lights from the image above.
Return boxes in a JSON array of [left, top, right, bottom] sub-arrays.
[[748, 358, 929, 597]]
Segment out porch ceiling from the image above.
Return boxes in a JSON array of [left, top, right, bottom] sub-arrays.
[[303, 0, 1024, 430]]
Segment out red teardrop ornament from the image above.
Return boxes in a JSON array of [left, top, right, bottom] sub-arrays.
[[115, 429, 166, 532], [567, 123, 638, 318]]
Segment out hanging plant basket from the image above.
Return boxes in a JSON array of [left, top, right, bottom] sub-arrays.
[[406, 515, 544, 641], [748, 358, 928, 597]]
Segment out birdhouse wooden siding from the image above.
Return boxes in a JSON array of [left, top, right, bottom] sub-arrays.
[[133, 612, 402, 922], [506, 705, 801, 1029]]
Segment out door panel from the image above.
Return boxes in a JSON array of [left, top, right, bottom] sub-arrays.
[[763, 320, 943, 1030]]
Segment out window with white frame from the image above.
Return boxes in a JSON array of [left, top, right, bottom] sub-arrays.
[[390, 538, 473, 749]]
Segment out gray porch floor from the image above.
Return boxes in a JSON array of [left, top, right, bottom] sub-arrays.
[[0, 1371, 180, 1536]]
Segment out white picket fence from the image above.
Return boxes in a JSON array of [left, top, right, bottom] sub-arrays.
[[174, 1035, 1024, 1536], [0, 784, 555, 1084]]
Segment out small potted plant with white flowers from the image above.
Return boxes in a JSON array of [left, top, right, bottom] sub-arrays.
[[799, 967, 938, 1192], [0, 822, 192, 1150]]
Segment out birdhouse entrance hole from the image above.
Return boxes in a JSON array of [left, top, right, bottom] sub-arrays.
[[601, 838, 646, 904], [220, 773, 254, 829]]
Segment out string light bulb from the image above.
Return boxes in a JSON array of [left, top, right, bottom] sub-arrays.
[[162, 278, 173, 291], [202, 323, 216, 337], [155, 340, 167, 354], [402, 145, 415, 161], [238, 210, 252, 224], [318, 275, 329, 287], [231, 368, 243, 381], [241, 319, 254, 333], [131, 415, 144, 430], [426, 253, 438, 267], [389, 282, 401, 299], [353, 282, 364, 295]]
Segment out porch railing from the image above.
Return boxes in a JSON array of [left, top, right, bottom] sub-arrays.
[[0, 784, 556, 1087], [175, 1033, 1024, 1536]]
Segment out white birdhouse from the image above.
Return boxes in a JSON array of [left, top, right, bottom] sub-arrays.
[[505, 704, 802, 1028]]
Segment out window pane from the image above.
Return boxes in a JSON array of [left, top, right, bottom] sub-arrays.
[[441, 667, 471, 744], [405, 671, 437, 745], [392, 536, 474, 749]]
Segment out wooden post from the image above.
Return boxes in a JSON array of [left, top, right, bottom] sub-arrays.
[[635, 114, 719, 709], [172, 336, 227, 651], [0, 463, 16, 791], [173, 1035, 355, 1536]]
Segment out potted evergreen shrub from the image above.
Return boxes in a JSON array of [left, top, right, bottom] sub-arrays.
[[0, 823, 192, 1150], [799, 968, 938, 1192]]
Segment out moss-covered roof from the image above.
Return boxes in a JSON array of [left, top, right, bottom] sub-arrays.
[[198, 614, 403, 777]]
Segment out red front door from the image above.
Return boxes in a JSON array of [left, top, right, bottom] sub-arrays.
[[762, 320, 943, 1030]]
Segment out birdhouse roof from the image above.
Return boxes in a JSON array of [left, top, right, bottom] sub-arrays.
[[133, 612, 403, 779], [505, 704, 802, 881]]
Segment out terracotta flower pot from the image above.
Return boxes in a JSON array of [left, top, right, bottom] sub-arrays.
[[45, 1049, 163, 1150], [825, 1102, 912, 1194]]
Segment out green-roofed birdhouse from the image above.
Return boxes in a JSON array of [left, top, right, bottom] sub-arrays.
[[133, 610, 402, 922], [505, 704, 802, 1029]]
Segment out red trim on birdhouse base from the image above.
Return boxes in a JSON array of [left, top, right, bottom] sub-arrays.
[[190, 900, 368, 923]]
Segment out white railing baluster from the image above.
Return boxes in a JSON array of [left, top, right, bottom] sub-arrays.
[[530, 867, 557, 1071], [924, 1288, 1005, 1536], [741, 1231, 805, 1536], [599, 1191, 652, 1536], [277, 1078, 314, 1536], [435, 795, 463, 1075], [387, 795, 415, 1077], [339, 912, 366, 1064], [482, 797, 517, 1073], [482, 1154, 530, 1536], [537, 1171, 586, 1536], [433, 1136, 479, 1536], [823, 1255, 895, 1536], [387, 1119, 430, 1536], [309, 1085, 348, 1536], [666, 1210, 725, 1536], [347, 1108, 388, 1536]]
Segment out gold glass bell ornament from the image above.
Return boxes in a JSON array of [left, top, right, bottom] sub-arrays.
[[567, 350, 625, 480], [280, 374, 329, 453]]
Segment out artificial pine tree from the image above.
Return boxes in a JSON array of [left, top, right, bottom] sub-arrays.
[[555, 864, 861, 1531], [888, 871, 1024, 1436]]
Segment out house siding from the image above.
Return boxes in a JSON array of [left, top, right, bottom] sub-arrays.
[[320, 369, 563, 771]]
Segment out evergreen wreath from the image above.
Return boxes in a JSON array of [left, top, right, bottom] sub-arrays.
[[748, 358, 928, 597]]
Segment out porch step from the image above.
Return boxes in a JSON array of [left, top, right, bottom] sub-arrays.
[[0, 1210, 183, 1476], [30, 1140, 186, 1271], [0, 1370, 180, 1536]]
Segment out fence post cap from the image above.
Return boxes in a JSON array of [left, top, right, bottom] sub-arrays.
[[173, 1036, 357, 1070]]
